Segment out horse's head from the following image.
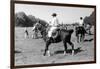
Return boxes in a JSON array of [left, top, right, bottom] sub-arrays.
[[32, 21, 41, 31]]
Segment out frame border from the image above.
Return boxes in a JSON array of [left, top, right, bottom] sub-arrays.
[[10, 0, 96, 69]]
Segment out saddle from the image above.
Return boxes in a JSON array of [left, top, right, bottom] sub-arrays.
[[46, 25, 60, 39], [52, 30, 59, 38]]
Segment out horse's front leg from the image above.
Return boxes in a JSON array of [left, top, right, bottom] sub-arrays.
[[35, 31, 38, 39], [63, 41, 67, 55], [68, 41, 74, 56], [43, 42, 51, 56]]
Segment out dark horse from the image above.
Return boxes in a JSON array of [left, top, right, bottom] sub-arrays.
[[33, 22, 74, 56], [75, 26, 87, 43]]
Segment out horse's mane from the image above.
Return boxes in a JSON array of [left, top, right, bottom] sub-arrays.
[[37, 22, 48, 36]]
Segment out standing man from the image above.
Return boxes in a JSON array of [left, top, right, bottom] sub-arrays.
[[79, 17, 84, 27], [48, 13, 59, 39], [24, 27, 29, 39]]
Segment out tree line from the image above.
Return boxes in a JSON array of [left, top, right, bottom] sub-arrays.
[[15, 12, 47, 27], [15, 11, 95, 27]]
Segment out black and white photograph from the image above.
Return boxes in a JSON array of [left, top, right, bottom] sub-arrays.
[[11, 1, 96, 68]]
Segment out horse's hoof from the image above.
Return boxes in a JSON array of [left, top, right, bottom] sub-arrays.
[[71, 53, 74, 56], [71, 50, 74, 56], [43, 53, 46, 56], [47, 50, 51, 56], [47, 53, 51, 56], [48, 54, 51, 57], [64, 51, 67, 55], [43, 54, 51, 56]]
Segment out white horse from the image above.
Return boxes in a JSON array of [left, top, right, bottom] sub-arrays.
[[31, 22, 39, 39]]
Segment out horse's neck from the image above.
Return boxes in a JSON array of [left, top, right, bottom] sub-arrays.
[[39, 25, 46, 35]]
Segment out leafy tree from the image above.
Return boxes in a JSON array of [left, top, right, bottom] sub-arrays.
[[84, 11, 95, 26], [15, 12, 48, 27]]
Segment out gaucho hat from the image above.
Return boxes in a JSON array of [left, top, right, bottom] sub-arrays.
[[80, 17, 83, 20], [52, 13, 57, 16]]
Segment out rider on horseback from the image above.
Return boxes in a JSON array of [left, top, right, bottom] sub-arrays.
[[48, 13, 60, 39]]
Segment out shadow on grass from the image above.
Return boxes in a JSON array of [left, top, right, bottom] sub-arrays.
[[84, 38, 93, 42], [54, 47, 83, 55], [14, 50, 22, 53]]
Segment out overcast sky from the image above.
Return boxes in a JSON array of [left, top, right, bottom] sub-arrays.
[[15, 4, 94, 24]]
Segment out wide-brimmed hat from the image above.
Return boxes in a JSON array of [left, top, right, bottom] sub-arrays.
[[52, 13, 57, 16], [80, 17, 83, 19]]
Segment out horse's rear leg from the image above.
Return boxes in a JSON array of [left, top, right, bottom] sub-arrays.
[[82, 34, 85, 42], [76, 33, 79, 43], [63, 41, 67, 55], [68, 41, 74, 56], [77, 35, 79, 43], [81, 34, 84, 42]]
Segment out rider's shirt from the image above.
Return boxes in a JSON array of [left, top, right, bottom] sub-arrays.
[[48, 17, 59, 37], [49, 17, 59, 26], [79, 19, 83, 26]]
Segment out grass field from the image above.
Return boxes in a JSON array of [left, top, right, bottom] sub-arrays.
[[14, 26, 95, 66]]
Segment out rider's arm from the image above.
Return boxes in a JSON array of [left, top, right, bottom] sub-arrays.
[[56, 18, 60, 26]]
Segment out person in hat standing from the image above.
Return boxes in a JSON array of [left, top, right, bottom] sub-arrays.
[[48, 13, 60, 38], [79, 17, 84, 27], [24, 27, 29, 39]]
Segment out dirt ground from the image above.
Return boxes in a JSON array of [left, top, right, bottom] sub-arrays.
[[14, 26, 95, 66]]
